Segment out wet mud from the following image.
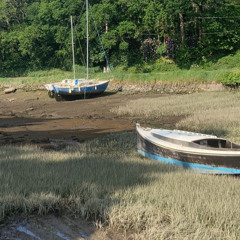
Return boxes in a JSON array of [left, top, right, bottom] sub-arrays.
[[0, 89, 144, 149]]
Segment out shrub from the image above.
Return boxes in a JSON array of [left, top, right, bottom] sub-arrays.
[[127, 66, 138, 73], [114, 65, 128, 73], [153, 57, 179, 72], [214, 51, 240, 69], [220, 72, 240, 88]]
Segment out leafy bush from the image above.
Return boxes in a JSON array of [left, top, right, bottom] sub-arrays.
[[115, 63, 153, 74], [75, 65, 101, 74], [142, 64, 152, 73], [127, 66, 138, 73], [156, 44, 167, 57], [214, 51, 240, 69], [220, 72, 240, 88], [114, 65, 128, 73], [153, 57, 179, 72]]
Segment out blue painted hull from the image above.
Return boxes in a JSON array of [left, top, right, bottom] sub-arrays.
[[137, 126, 240, 174], [53, 81, 109, 96], [138, 150, 240, 174]]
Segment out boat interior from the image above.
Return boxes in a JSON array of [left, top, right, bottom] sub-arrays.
[[193, 139, 240, 149]]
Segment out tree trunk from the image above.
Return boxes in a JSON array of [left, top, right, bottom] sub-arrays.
[[179, 13, 185, 42], [198, 18, 203, 43]]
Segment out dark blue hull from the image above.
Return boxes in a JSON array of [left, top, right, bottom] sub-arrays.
[[53, 81, 109, 96]]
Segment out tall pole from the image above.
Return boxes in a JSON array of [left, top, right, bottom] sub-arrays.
[[105, 21, 108, 72], [86, 0, 89, 80], [71, 16, 76, 80]]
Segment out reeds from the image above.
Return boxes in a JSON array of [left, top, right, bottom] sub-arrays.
[[111, 91, 240, 143], [0, 67, 236, 85], [1, 131, 240, 239]]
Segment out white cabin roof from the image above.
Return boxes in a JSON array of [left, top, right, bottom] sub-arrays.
[[151, 129, 218, 142]]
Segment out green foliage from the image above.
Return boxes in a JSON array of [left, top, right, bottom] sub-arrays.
[[220, 72, 240, 88], [143, 1, 166, 36], [214, 51, 240, 69], [153, 57, 179, 72], [126, 63, 152, 73], [156, 44, 167, 57], [0, 0, 239, 76], [117, 21, 137, 39]]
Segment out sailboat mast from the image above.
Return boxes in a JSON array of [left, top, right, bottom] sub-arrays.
[[86, 0, 89, 80], [71, 16, 76, 80]]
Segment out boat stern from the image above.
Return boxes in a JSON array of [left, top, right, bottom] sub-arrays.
[[45, 83, 54, 91]]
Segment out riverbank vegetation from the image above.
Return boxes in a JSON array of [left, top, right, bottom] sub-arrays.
[[0, 0, 239, 77], [0, 51, 239, 86]]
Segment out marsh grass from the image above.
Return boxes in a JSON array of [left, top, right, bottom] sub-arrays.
[[0, 66, 237, 86], [0, 67, 110, 85], [113, 68, 230, 84], [1, 132, 240, 239], [112, 91, 240, 143]]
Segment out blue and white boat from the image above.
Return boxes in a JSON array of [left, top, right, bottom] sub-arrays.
[[136, 123, 240, 174], [45, 78, 109, 100], [45, 1, 109, 101]]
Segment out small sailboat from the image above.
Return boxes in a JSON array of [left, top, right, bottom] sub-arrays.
[[136, 123, 240, 174], [45, 0, 109, 101]]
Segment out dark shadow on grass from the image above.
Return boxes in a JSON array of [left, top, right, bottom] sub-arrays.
[[0, 132, 180, 223]]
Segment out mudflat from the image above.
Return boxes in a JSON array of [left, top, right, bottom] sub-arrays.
[[0, 89, 146, 149], [0, 89, 165, 240]]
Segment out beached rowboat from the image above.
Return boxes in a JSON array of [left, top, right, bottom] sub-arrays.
[[136, 123, 240, 174]]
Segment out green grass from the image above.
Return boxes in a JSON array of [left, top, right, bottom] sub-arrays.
[[0, 68, 231, 86], [0, 51, 239, 85], [0, 68, 112, 85], [1, 132, 240, 239], [0, 69, 70, 84], [112, 68, 230, 84]]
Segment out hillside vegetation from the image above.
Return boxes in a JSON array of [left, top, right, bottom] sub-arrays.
[[0, 0, 239, 77], [0, 51, 239, 86]]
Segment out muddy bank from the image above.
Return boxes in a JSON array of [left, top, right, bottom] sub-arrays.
[[0, 80, 224, 94], [0, 89, 138, 149], [0, 80, 225, 149], [118, 81, 224, 93]]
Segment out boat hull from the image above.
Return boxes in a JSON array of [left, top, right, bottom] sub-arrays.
[[137, 130, 240, 174], [52, 80, 109, 96]]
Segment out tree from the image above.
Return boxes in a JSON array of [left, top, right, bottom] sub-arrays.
[[0, 0, 239, 76]]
